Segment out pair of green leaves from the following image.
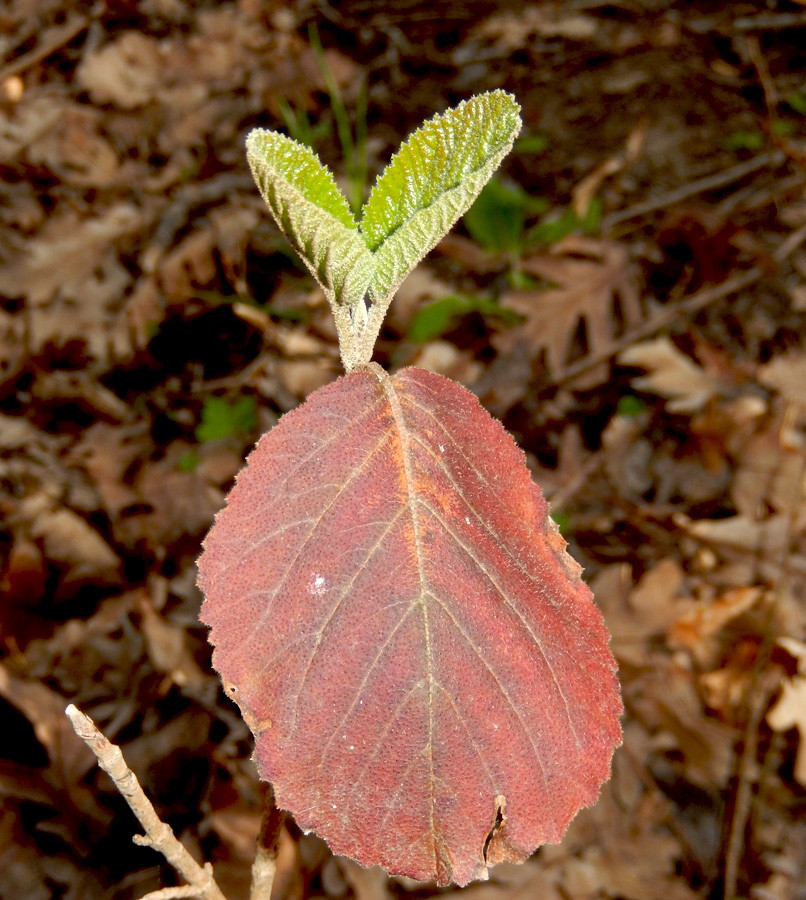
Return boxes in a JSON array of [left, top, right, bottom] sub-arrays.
[[246, 90, 521, 370]]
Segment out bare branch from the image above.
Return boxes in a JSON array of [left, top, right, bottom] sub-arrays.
[[65, 704, 228, 900]]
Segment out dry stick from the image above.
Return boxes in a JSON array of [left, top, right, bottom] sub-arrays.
[[249, 785, 285, 900], [723, 668, 779, 900], [136, 887, 206, 900], [724, 407, 806, 900], [0, 14, 89, 82], [601, 151, 785, 230], [553, 267, 762, 387], [65, 705, 228, 900], [744, 34, 778, 115]]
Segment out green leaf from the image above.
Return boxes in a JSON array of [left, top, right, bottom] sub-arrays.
[[786, 91, 806, 116], [463, 177, 548, 253], [408, 293, 522, 343], [247, 91, 521, 370], [514, 132, 550, 155], [196, 395, 257, 443], [361, 91, 521, 301], [178, 451, 200, 472], [550, 510, 571, 535], [723, 130, 764, 151], [772, 118, 795, 137], [246, 130, 374, 310], [528, 198, 602, 247], [616, 395, 647, 418]]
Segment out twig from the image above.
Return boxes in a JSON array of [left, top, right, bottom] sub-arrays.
[[0, 13, 89, 82], [554, 266, 763, 387], [601, 151, 784, 230], [249, 784, 285, 900], [744, 35, 778, 118], [139, 887, 206, 900], [734, 11, 806, 32], [65, 705, 228, 900], [723, 668, 779, 900]]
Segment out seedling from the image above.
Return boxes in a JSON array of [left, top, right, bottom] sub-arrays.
[[461, 172, 602, 289], [197, 92, 622, 887], [462, 176, 549, 257]]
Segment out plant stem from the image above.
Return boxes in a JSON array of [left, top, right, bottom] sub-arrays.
[[249, 784, 285, 900]]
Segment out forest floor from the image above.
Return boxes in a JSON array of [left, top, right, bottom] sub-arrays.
[[2, 1, 806, 899]]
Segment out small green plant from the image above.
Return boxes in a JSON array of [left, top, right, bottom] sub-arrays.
[[786, 91, 806, 116], [723, 129, 765, 151], [195, 395, 257, 443], [246, 91, 523, 371], [462, 176, 549, 256], [616, 394, 647, 418], [276, 96, 332, 149], [514, 131, 551, 155], [528, 197, 602, 246], [461, 171, 602, 288], [408, 292, 521, 343]]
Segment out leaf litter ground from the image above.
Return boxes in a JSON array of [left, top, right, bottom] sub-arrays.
[[2, 2, 806, 899]]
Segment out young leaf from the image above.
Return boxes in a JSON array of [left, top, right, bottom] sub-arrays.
[[196, 395, 257, 443], [198, 365, 622, 887], [245, 130, 374, 312], [247, 92, 521, 371], [362, 91, 521, 303]]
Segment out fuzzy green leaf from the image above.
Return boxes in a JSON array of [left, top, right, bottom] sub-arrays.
[[246, 130, 374, 309], [361, 90, 521, 303], [247, 92, 521, 371]]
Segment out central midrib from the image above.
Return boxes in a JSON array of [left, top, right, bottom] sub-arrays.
[[381, 373, 439, 866]]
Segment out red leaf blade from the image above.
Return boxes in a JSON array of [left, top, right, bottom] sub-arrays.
[[198, 367, 621, 886]]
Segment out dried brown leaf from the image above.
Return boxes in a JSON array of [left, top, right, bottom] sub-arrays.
[[496, 236, 642, 379], [619, 336, 721, 414], [768, 639, 806, 786]]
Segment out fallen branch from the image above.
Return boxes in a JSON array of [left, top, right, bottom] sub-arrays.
[[65, 704, 228, 900]]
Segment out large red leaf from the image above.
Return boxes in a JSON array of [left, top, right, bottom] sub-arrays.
[[197, 366, 621, 886]]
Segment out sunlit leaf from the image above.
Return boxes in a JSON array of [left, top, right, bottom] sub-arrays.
[[362, 91, 521, 303], [247, 92, 521, 370]]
